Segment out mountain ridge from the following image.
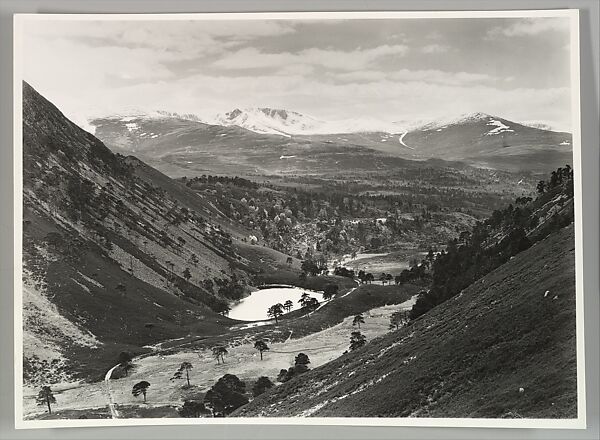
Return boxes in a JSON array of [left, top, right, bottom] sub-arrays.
[[90, 107, 570, 138], [88, 108, 572, 175]]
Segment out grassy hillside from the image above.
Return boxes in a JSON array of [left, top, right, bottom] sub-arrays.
[[21, 82, 252, 384], [234, 224, 577, 418], [402, 114, 572, 173]]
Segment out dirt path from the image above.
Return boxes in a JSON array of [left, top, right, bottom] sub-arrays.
[[104, 364, 121, 418]]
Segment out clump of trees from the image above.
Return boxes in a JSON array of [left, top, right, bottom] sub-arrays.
[[299, 292, 320, 316], [118, 351, 135, 377], [323, 283, 339, 300], [178, 399, 209, 418], [212, 346, 228, 364], [389, 310, 409, 330], [267, 303, 284, 323], [333, 267, 355, 278], [36, 386, 56, 414], [349, 331, 367, 351], [252, 376, 274, 397], [204, 374, 248, 417], [379, 272, 393, 285], [277, 353, 311, 383], [301, 257, 327, 276], [357, 270, 375, 284], [410, 165, 574, 320], [536, 165, 573, 195]]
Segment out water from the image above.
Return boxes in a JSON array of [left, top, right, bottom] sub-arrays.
[[328, 252, 390, 274], [228, 286, 323, 322]]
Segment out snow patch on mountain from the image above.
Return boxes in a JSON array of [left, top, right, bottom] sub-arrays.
[[213, 108, 409, 136], [125, 122, 140, 132], [485, 119, 514, 136], [398, 131, 414, 149], [214, 107, 324, 136]]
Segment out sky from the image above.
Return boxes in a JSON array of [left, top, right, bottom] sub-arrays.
[[21, 15, 574, 131]]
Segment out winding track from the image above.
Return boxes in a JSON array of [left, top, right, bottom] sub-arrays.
[[104, 364, 121, 418]]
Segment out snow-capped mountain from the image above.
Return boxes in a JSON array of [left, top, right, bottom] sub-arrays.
[[214, 107, 324, 137], [212, 107, 409, 136], [398, 112, 572, 168], [88, 107, 573, 174]]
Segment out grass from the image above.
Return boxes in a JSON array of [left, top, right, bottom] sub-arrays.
[[23, 206, 236, 383], [232, 282, 421, 343], [234, 225, 578, 418]]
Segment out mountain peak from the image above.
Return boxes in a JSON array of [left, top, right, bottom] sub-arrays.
[[215, 107, 322, 137]]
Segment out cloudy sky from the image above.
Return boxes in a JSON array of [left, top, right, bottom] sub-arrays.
[[21, 15, 573, 131]]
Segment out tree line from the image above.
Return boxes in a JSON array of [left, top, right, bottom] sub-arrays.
[[409, 165, 574, 320]]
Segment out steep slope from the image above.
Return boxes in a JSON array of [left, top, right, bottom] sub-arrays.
[[235, 224, 577, 418], [409, 165, 574, 319], [21, 82, 254, 384]]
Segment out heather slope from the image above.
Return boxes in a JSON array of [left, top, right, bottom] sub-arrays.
[[234, 224, 577, 418], [21, 82, 253, 383]]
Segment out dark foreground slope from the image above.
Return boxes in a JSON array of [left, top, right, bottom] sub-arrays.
[[21, 83, 254, 383], [235, 224, 577, 418]]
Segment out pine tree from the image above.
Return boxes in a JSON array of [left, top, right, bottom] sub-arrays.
[[36, 386, 56, 414]]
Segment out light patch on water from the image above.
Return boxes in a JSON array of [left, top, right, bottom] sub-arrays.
[[229, 287, 324, 321]]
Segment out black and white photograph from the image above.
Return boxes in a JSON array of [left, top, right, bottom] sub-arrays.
[[13, 10, 585, 428]]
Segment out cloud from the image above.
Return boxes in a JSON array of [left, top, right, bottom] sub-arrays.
[[24, 20, 297, 60], [421, 44, 450, 54], [20, 17, 572, 132], [212, 44, 409, 71], [52, 66, 569, 130], [331, 69, 496, 86], [276, 64, 316, 76], [487, 18, 570, 38]]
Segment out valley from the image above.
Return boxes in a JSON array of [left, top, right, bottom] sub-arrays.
[[20, 82, 578, 422]]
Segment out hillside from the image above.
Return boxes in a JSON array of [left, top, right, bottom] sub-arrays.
[[21, 82, 258, 384], [234, 224, 577, 418], [89, 111, 572, 176], [400, 113, 572, 173], [89, 113, 299, 177]]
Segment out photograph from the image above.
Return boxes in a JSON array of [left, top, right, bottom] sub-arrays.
[[13, 10, 584, 428]]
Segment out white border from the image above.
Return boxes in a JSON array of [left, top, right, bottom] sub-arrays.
[[13, 9, 585, 430]]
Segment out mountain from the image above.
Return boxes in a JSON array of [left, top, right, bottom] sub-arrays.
[[214, 107, 324, 137], [21, 82, 264, 385], [89, 110, 572, 176], [89, 112, 424, 178], [398, 113, 573, 172], [234, 177, 577, 418], [213, 107, 406, 137]]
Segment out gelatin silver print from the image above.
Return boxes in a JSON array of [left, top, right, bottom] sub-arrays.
[[13, 10, 585, 428]]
